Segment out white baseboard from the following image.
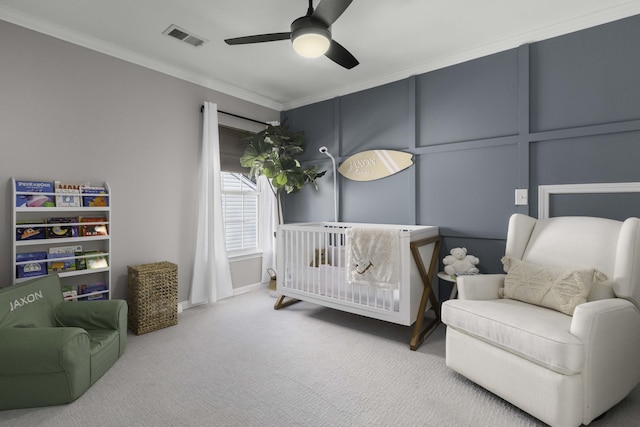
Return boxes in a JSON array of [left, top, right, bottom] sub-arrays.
[[232, 282, 264, 296], [178, 282, 265, 313]]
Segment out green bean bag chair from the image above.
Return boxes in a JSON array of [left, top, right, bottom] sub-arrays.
[[0, 274, 127, 410]]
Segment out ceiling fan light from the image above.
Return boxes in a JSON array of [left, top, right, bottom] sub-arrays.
[[292, 26, 330, 58]]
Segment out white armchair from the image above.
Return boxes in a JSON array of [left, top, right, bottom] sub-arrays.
[[441, 214, 640, 427]]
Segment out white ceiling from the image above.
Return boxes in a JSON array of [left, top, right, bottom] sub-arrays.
[[2, 0, 640, 111]]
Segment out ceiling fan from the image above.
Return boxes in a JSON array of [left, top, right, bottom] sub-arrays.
[[224, 0, 359, 69]]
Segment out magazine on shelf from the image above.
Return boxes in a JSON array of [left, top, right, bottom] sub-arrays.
[[77, 251, 109, 270], [87, 254, 108, 269], [79, 216, 109, 236], [54, 181, 88, 207], [15, 221, 46, 241], [16, 251, 48, 278], [46, 217, 79, 238], [48, 245, 82, 272], [79, 282, 107, 300], [62, 285, 78, 301], [81, 186, 109, 207], [15, 180, 55, 208]]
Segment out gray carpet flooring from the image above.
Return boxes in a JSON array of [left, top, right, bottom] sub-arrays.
[[1, 287, 638, 426]]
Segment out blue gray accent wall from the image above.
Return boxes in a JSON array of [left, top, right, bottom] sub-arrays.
[[280, 14, 640, 285]]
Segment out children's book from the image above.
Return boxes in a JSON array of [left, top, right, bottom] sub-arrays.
[[81, 186, 109, 207], [79, 282, 107, 300], [46, 217, 79, 238], [62, 285, 78, 301], [54, 181, 87, 207], [78, 251, 109, 270], [16, 221, 46, 241], [86, 253, 109, 269], [15, 180, 55, 208], [16, 251, 48, 278], [48, 245, 82, 272], [79, 216, 109, 236]]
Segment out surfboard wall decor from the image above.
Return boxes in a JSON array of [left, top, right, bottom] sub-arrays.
[[337, 150, 413, 181]]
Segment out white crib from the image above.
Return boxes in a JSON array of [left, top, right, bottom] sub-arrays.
[[275, 222, 441, 350]]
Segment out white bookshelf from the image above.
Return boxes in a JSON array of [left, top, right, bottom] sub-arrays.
[[12, 178, 111, 301]]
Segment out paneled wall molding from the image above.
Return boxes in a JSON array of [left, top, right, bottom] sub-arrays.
[[283, 14, 640, 274], [528, 118, 640, 143], [538, 182, 640, 219], [408, 76, 417, 224], [413, 135, 519, 155], [517, 44, 531, 215], [408, 76, 417, 151], [518, 44, 531, 136]]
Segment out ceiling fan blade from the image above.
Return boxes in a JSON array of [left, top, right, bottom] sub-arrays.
[[325, 40, 358, 69], [225, 32, 291, 45], [312, 0, 353, 27]]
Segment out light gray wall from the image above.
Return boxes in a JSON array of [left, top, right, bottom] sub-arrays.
[[281, 14, 640, 282], [5, 13, 640, 302], [0, 20, 279, 301]]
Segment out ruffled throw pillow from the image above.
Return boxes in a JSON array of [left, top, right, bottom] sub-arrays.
[[499, 256, 606, 315]]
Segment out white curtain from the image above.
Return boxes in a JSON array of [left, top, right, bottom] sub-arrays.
[[259, 175, 279, 283], [190, 102, 233, 305]]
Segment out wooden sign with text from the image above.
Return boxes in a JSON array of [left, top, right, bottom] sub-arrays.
[[338, 150, 413, 181]]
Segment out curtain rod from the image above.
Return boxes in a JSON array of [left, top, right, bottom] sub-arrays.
[[200, 105, 268, 126]]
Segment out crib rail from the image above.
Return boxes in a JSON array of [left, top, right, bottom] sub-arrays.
[[280, 224, 400, 313], [274, 221, 441, 350]]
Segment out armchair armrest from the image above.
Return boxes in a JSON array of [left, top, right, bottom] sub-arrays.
[[55, 300, 128, 355], [570, 298, 640, 421], [55, 300, 127, 331], [0, 327, 91, 410], [0, 327, 90, 375], [457, 274, 505, 300]]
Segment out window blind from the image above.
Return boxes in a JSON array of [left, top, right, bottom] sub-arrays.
[[219, 125, 251, 173]]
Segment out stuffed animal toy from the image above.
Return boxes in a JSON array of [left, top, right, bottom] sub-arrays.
[[310, 249, 331, 267], [443, 247, 480, 275]]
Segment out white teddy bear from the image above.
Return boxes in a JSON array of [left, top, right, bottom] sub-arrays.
[[443, 247, 480, 275]]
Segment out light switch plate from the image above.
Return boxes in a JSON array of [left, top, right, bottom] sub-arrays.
[[515, 189, 528, 205]]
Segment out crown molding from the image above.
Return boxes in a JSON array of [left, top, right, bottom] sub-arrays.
[[3, 2, 640, 112], [0, 5, 284, 111], [281, 2, 640, 110]]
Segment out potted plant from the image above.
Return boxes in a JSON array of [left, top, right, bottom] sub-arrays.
[[240, 121, 326, 295], [240, 120, 326, 224]]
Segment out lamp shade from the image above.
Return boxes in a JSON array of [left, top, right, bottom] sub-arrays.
[[290, 17, 331, 58]]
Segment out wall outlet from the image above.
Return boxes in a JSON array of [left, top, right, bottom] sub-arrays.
[[515, 189, 528, 205]]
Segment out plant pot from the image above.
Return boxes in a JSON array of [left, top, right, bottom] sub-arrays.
[[267, 268, 278, 297]]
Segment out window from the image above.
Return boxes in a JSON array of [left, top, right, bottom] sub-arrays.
[[221, 172, 259, 254], [218, 124, 262, 255]]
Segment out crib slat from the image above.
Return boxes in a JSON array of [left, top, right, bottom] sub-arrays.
[[281, 222, 429, 316], [284, 223, 400, 311]]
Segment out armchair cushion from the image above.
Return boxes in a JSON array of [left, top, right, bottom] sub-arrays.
[[442, 298, 584, 375], [500, 256, 602, 315], [55, 299, 127, 381]]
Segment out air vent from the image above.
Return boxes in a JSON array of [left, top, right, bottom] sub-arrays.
[[163, 24, 207, 48]]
